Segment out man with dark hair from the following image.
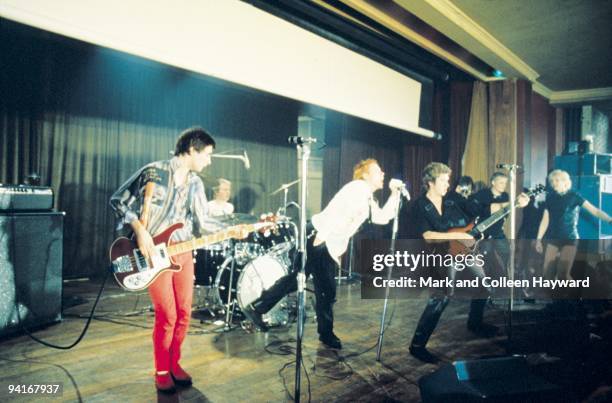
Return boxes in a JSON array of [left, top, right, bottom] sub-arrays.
[[444, 175, 476, 226], [110, 127, 220, 393]]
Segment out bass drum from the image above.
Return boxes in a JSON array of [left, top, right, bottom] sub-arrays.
[[237, 254, 290, 327], [194, 241, 231, 286], [213, 261, 241, 310]]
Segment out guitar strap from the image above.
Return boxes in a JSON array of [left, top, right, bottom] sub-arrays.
[[140, 165, 171, 236], [140, 182, 155, 229]]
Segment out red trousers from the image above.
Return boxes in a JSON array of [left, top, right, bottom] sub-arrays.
[[148, 251, 194, 372]]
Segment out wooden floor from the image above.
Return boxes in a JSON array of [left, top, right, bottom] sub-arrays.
[[1, 278, 609, 402]]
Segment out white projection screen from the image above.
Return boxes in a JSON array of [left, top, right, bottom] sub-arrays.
[[0, 0, 433, 137]]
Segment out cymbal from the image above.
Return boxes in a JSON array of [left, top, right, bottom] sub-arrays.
[[215, 213, 259, 225], [270, 179, 300, 195]]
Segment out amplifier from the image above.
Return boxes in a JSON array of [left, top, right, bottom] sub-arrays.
[[0, 185, 54, 211], [570, 175, 612, 239], [555, 154, 612, 175]]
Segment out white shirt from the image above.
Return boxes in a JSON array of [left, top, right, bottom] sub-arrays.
[[207, 200, 234, 217], [311, 180, 400, 264]]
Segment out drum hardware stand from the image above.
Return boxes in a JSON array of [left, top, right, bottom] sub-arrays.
[[292, 137, 313, 403], [193, 284, 217, 321], [270, 179, 300, 216], [376, 194, 403, 361]]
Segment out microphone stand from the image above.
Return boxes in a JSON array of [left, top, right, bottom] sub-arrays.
[[506, 165, 518, 350], [376, 194, 403, 361], [294, 142, 310, 402]]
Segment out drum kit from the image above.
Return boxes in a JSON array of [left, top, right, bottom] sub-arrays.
[[194, 182, 300, 329]]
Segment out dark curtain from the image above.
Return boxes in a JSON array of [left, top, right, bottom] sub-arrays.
[[0, 20, 299, 278]]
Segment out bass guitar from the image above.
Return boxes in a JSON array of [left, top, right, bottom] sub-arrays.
[[109, 219, 275, 291], [447, 184, 545, 253]]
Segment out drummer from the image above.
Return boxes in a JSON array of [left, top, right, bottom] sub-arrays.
[[207, 178, 234, 217]]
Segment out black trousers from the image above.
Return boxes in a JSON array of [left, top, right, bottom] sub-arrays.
[[411, 252, 492, 349], [252, 228, 338, 336], [410, 296, 487, 348]]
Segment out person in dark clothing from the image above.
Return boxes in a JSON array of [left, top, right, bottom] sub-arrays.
[[518, 188, 545, 239], [517, 188, 545, 293], [408, 163, 493, 364], [444, 175, 477, 225], [469, 172, 529, 279], [536, 169, 611, 281], [470, 172, 529, 239]]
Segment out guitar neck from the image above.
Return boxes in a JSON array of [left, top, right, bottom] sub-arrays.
[[475, 205, 512, 233], [166, 223, 259, 256], [474, 189, 539, 234]]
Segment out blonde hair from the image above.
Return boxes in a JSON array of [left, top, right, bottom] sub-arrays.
[[353, 159, 379, 180], [422, 162, 451, 191], [213, 178, 231, 194], [548, 169, 572, 194]]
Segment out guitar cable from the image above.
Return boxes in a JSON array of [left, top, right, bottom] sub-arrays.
[[14, 268, 111, 350]]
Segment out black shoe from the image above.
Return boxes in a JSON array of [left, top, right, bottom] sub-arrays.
[[467, 322, 498, 338], [319, 333, 342, 349], [409, 345, 439, 364], [242, 304, 269, 331]]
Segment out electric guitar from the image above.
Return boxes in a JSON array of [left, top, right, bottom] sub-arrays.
[[447, 184, 545, 253], [109, 219, 275, 291]]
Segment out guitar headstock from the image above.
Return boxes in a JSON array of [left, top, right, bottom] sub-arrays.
[[528, 184, 546, 197]]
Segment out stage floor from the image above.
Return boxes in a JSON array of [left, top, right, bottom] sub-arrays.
[[1, 278, 610, 402]]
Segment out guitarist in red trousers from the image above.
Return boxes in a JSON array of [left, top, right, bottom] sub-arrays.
[[110, 127, 221, 393]]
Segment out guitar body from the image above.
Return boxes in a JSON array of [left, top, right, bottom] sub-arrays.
[[109, 223, 184, 291], [447, 222, 481, 255], [447, 222, 475, 234]]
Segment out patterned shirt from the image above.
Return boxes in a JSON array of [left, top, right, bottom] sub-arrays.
[[110, 157, 223, 242]]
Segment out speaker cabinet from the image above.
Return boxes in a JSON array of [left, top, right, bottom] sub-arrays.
[[419, 356, 565, 402], [570, 175, 612, 239], [0, 212, 63, 338]]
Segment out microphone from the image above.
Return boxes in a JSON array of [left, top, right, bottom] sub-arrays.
[[243, 151, 250, 170], [390, 179, 411, 200], [496, 163, 521, 169], [288, 136, 317, 145], [399, 184, 411, 200]]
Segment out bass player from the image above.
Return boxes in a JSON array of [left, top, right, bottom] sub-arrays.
[[110, 127, 223, 393]]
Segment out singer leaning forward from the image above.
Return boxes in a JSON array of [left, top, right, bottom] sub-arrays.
[[242, 158, 404, 349]]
